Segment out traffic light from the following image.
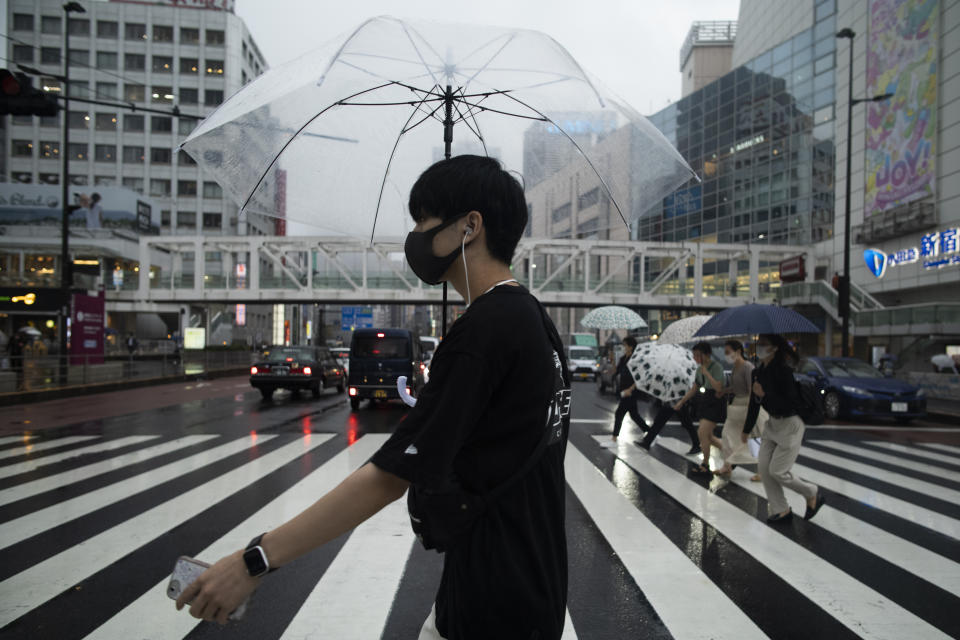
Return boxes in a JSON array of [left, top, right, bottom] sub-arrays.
[[0, 69, 60, 117]]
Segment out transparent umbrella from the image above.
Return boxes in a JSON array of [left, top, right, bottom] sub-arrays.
[[658, 315, 717, 344], [580, 305, 647, 330], [180, 16, 695, 240]]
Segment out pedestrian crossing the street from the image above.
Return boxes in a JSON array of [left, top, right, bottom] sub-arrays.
[[0, 429, 957, 639]]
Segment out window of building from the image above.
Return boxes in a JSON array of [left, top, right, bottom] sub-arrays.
[[177, 211, 197, 228], [153, 25, 174, 42], [152, 55, 173, 73], [40, 47, 61, 65], [93, 82, 117, 100], [95, 113, 118, 131], [202, 213, 222, 229], [11, 114, 31, 126], [40, 140, 60, 160], [813, 53, 834, 75], [178, 180, 198, 196], [578, 188, 599, 210], [68, 111, 90, 129], [13, 13, 34, 31], [123, 146, 145, 163], [94, 175, 115, 186], [68, 49, 89, 67], [151, 179, 172, 197], [151, 148, 172, 164], [68, 142, 88, 160], [178, 150, 197, 166], [69, 175, 88, 186], [204, 89, 224, 106], [551, 203, 571, 223], [124, 83, 145, 102], [122, 177, 144, 193], [39, 173, 59, 185], [178, 119, 196, 136], [97, 20, 118, 38], [68, 18, 89, 36], [161, 210, 171, 226], [12, 140, 33, 157], [97, 51, 117, 70], [151, 116, 172, 133], [205, 60, 224, 75], [152, 86, 174, 103], [179, 88, 198, 104], [11, 172, 33, 184], [180, 27, 200, 44], [125, 23, 147, 41], [203, 182, 223, 198], [206, 29, 225, 45], [95, 145, 116, 162], [123, 114, 144, 132], [177, 58, 198, 75], [40, 17, 61, 36], [124, 53, 145, 71], [12, 45, 34, 64]]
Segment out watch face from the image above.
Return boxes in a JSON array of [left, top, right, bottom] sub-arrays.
[[243, 546, 269, 576]]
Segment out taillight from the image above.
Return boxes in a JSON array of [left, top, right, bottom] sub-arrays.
[[406, 387, 412, 395], [303, 366, 312, 375], [377, 332, 385, 338], [250, 366, 258, 374], [420, 363, 425, 370], [348, 387, 358, 396]]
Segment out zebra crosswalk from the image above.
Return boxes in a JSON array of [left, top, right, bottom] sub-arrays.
[[0, 428, 957, 639]]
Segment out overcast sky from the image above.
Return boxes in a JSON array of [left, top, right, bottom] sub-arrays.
[[234, 0, 741, 116]]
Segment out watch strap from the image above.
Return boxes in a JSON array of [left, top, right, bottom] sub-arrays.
[[244, 533, 276, 575]]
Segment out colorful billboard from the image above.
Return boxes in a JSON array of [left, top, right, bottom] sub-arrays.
[[865, 0, 938, 217]]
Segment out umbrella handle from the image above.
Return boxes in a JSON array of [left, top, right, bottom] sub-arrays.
[[397, 376, 417, 407]]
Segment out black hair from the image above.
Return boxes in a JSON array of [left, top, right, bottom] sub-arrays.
[[91, 192, 101, 202], [408, 155, 527, 265], [758, 333, 799, 367], [692, 341, 712, 356], [623, 336, 638, 348], [724, 339, 743, 354]]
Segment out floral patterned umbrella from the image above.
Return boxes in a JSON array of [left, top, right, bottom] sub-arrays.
[[580, 306, 648, 330], [626, 342, 697, 403], [658, 315, 717, 344]]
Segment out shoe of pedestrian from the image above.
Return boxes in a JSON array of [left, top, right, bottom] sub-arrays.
[[687, 446, 702, 456], [749, 474, 762, 482], [636, 440, 651, 451], [804, 494, 826, 520], [766, 509, 793, 524]]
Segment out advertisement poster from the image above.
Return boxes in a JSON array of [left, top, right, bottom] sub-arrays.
[[70, 291, 105, 365], [865, 0, 938, 217]]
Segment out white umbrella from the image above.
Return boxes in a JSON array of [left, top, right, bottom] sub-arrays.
[[626, 342, 697, 403], [658, 315, 717, 344], [581, 306, 647, 330], [17, 327, 42, 336]]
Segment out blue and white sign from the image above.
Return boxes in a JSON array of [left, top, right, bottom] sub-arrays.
[[865, 226, 960, 277], [340, 306, 374, 330]]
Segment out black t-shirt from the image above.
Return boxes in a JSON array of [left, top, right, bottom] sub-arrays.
[[616, 354, 633, 391], [371, 284, 569, 640]]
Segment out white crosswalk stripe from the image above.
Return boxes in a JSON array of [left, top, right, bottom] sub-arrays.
[[0, 435, 159, 478], [860, 440, 960, 466], [0, 435, 103, 463], [0, 425, 958, 639]]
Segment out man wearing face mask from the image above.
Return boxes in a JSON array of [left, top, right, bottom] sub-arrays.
[[175, 156, 570, 640]]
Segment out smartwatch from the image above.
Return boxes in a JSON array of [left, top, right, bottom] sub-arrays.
[[242, 533, 272, 577]]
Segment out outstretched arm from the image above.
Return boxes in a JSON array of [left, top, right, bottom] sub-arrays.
[[176, 462, 409, 624]]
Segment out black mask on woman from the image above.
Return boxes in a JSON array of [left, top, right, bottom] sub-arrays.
[[404, 215, 467, 285]]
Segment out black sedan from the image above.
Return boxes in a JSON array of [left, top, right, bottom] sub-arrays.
[[250, 346, 346, 400], [797, 357, 926, 423]]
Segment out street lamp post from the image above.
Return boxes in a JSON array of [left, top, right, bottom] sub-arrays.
[[835, 28, 894, 358], [59, 1, 85, 385]]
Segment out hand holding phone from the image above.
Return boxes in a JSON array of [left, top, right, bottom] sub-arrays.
[[168, 556, 249, 621]]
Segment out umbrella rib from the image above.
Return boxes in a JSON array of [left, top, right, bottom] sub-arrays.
[[448, 94, 486, 150], [399, 22, 445, 86], [460, 32, 519, 88], [369, 91, 441, 243], [495, 91, 629, 228], [239, 80, 401, 214]]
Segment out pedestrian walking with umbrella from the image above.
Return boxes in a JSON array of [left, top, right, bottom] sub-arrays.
[[626, 343, 701, 454], [601, 336, 649, 448]]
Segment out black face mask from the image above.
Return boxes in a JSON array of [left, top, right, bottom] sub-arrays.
[[404, 215, 467, 285]]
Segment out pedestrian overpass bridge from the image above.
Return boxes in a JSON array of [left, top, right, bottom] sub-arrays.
[[98, 235, 813, 310]]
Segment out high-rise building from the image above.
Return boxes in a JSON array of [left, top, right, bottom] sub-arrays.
[[680, 21, 737, 98], [3, 0, 271, 236]]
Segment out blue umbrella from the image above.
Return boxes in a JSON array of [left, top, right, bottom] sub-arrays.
[[693, 304, 820, 337]]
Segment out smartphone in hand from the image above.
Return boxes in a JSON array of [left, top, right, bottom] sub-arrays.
[[167, 556, 249, 621]]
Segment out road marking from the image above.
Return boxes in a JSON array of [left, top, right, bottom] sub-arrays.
[[798, 445, 960, 505], [806, 425, 960, 432], [88, 434, 377, 640], [594, 435, 952, 640], [0, 436, 159, 479], [0, 436, 29, 446], [0, 436, 274, 550], [860, 440, 960, 466], [567, 444, 766, 640], [811, 439, 960, 483], [659, 436, 960, 598], [0, 435, 331, 629], [919, 443, 960, 453], [0, 435, 100, 462], [0, 435, 218, 507], [570, 419, 611, 424]]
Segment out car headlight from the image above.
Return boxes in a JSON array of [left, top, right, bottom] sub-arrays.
[[842, 385, 872, 397]]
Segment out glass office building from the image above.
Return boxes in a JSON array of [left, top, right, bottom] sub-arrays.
[[643, 4, 839, 248]]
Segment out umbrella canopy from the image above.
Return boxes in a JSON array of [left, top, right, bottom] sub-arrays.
[[657, 315, 717, 344], [626, 342, 697, 404], [581, 306, 647, 330], [694, 304, 820, 338], [17, 326, 42, 336], [180, 16, 695, 240]]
